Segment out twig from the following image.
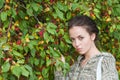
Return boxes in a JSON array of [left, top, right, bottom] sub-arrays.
[[6, 17, 13, 41], [33, 15, 40, 23], [0, 8, 4, 13], [19, 3, 41, 23], [7, 17, 12, 32]]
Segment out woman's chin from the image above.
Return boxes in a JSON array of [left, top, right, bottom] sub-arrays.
[[78, 51, 85, 55]]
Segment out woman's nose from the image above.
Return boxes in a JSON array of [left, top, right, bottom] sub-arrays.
[[75, 39, 80, 47]]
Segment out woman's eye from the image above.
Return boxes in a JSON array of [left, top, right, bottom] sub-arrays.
[[78, 36, 84, 40], [71, 38, 75, 42]]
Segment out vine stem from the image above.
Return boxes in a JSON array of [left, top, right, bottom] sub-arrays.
[[6, 17, 13, 41]]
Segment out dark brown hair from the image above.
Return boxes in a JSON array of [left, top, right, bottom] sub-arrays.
[[68, 15, 99, 41]]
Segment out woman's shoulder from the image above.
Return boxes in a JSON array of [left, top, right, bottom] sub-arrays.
[[88, 52, 116, 64], [71, 52, 116, 67], [90, 52, 115, 59], [101, 52, 114, 56], [98, 52, 116, 67], [100, 52, 115, 60]]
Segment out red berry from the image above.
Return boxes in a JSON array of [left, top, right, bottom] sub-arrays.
[[50, 0, 54, 3], [38, 30, 44, 37], [16, 39, 21, 45], [15, 27, 20, 32]]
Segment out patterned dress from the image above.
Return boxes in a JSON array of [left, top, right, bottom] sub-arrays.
[[54, 52, 119, 80]]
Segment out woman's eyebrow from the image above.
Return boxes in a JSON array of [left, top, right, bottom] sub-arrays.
[[70, 35, 83, 39]]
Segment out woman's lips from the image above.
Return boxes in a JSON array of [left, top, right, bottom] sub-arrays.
[[76, 48, 82, 51]]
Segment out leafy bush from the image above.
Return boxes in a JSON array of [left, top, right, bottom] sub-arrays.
[[0, 0, 120, 80]]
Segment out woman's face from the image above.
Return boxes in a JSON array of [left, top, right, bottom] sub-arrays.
[[69, 26, 95, 55]]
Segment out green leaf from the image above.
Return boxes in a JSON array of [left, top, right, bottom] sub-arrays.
[[30, 48, 36, 57], [59, 40, 69, 52], [28, 40, 37, 57], [12, 50, 23, 58], [62, 63, 70, 75], [3, 20, 9, 28], [58, 29, 64, 35], [24, 65, 35, 80], [27, 7, 33, 16], [35, 0, 42, 2], [107, 0, 112, 6], [47, 22, 57, 29], [96, 2, 101, 9], [43, 31, 49, 41], [34, 58, 39, 66], [17, 59, 25, 64], [46, 58, 51, 67], [11, 65, 21, 78], [56, 2, 64, 11], [28, 43, 34, 49], [2, 61, 10, 72], [0, 50, 4, 58], [0, 37, 7, 48], [47, 28, 56, 35], [49, 47, 60, 57], [30, 40, 38, 45], [1, 11, 7, 21], [0, 76, 3, 80], [112, 4, 120, 16], [28, 40, 37, 49], [31, 3, 39, 12], [40, 51, 46, 58], [66, 12, 72, 20], [19, 20, 28, 34], [46, 23, 57, 35], [56, 2, 68, 12], [24, 46, 29, 53], [55, 8, 64, 20], [71, 3, 80, 10], [93, 8, 100, 19], [40, 59, 45, 67], [94, 8, 100, 13], [11, 8, 17, 18], [21, 66, 29, 77], [74, 0, 79, 2], [49, 36, 54, 42], [116, 25, 120, 30], [24, 65, 33, 75], [110, 24, 116, 33], [14, 45, 23, 51], [18, 10, 26, 19], [0, 0, 4, 9], [42, 68, 49, 78], [63, 33, 71, 44], [2, 44, 10, 51]]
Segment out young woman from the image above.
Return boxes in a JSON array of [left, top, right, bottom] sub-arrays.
[[54, 15, 119, 80]]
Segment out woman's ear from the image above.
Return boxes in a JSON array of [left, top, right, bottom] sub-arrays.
[[91, 33, 96, 41]]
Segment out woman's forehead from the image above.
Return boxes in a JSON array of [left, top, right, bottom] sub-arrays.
[[69, 26, 89, 38]]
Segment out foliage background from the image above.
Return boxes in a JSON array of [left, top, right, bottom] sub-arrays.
[[0, 0, 120, 80]]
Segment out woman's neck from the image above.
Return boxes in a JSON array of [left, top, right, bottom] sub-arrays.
[[84, 44, 101, 60]]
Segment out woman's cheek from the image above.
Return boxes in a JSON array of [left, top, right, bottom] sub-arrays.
[[72, 42, 75, 48]]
